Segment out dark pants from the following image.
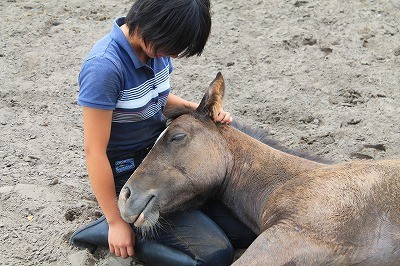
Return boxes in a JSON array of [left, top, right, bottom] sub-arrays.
[[110, 149, 256, 266]]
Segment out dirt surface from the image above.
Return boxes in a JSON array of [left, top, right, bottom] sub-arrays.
[[1, 0, 399, 265]]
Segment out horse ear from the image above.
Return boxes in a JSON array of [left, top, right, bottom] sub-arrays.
[[196, 72, 225, 118]]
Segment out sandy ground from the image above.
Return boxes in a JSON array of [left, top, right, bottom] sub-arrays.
[[1, 0, 399, 265]]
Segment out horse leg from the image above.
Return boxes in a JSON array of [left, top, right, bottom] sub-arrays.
[[232, 225, 337, 266]]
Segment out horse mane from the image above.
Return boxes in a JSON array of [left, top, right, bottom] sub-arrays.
[[231, 120, 332, 164], [165, 108, 331, 164]]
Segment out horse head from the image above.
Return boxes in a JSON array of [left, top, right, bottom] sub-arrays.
[[118, 73, 231, 231]]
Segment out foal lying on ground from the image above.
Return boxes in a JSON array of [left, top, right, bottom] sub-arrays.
[[118, 73, 400, 265]]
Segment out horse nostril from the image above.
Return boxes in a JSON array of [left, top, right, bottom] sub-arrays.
[[121, 186, 131, 201]]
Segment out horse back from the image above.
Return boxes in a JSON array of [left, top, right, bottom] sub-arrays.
[[259, 159, 400, 264]]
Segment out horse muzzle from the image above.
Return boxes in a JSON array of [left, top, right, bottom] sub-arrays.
[[118, 186, 159, 228]]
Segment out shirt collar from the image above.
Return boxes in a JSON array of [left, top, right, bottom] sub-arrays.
[[110, 17, 145, 69]]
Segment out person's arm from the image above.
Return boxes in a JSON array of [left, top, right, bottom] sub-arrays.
[[165, 93, 232, 123], [82, 107, 135, 258], [165, 93, 198, 110]]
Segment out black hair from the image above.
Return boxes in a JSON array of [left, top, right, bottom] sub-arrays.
[[125, 0, 211, 57]]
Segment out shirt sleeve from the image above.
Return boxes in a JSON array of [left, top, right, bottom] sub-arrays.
[[77, 56, 122, 110]]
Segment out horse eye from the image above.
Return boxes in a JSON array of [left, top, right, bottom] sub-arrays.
[[170, 133, 186, 142]]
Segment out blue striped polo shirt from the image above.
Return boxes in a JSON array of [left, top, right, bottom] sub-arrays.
[[78, 17, 172, 160]]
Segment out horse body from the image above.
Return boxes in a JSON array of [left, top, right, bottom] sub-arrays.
[[219, 124, 400, 265], [217, 125, 324, 233], [118, 73, 400, 265]]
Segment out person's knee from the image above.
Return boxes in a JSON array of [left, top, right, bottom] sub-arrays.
[[197, 238, 234, 266], [212, 242, 234, 266], [134, 238, 234, 266], [135, 240, 197, 266]]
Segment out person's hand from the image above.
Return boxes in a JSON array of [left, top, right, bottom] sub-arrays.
[[108, 219, 136, 258], [214, 109, 233, 124]]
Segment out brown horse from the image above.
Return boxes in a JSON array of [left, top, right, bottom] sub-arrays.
[[118, 73, 400, 265]]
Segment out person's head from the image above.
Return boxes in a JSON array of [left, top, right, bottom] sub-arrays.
[[125, 0, 211, 58]]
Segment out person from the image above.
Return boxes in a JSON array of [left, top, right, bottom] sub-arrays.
[[70, 0, 256, 265]]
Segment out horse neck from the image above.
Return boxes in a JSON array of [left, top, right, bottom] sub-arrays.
[[218, 125, 324, 233]]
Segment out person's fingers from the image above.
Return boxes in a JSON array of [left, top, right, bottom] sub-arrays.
[[114, 246, 121, 257], [214, 111, 228, 122], [223, 113, 232, 123], [219, 112, 232, 124], [127, 244, 135, 257], [109, 244, 115, 254], [128, 232, 136, 257], [119, 247, 128, 258]]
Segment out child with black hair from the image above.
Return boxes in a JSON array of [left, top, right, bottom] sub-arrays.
[[70, 0, 256, 265]]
